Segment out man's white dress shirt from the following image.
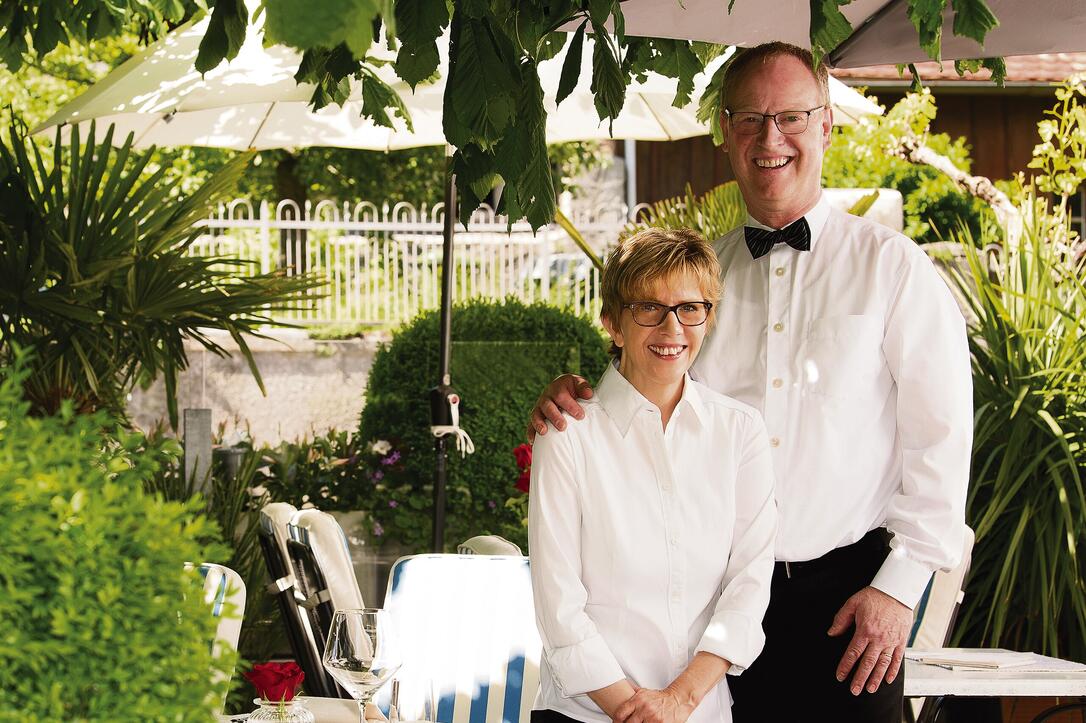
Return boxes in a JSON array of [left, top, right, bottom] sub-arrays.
[[529, 365, 777, 723], [694, 193, 972, 608]]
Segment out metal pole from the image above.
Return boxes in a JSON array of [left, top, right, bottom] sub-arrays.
[[430, 159, 456, 552]]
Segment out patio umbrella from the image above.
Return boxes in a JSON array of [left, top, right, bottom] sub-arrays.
[[598, 0, 1086, 66], [35, 25, 878, 150], [34, 7, 882, 552]]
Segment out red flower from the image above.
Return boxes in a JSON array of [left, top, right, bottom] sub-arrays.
[[513, 443, 533, 469], [516, 469, 531, 494], [245, 661, 305, 702]]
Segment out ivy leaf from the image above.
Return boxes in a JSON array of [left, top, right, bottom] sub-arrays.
[[556, 21, 587, 106], [589, 21, 625, 128], [394, 0, 449, 89], [360, 67, 414, 130], [905, 0, 948, 60], [951, 0, 999, 46], [447, 16, 516, 146], [195, 0, 248, 74], [809, 0, 853, 67]]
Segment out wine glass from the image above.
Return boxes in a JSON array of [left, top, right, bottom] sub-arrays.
[[323, 608, 402, 723]]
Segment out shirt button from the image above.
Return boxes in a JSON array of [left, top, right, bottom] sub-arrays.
[[775, 267, 785, 277], [773, 322, 784, 332], [772, 378, 783, 388], [770, 437, 781, 447]]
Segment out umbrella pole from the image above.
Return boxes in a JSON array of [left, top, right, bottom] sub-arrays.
[[430, 163, 456, 552]]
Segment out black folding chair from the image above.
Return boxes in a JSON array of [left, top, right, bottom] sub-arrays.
[[257, 502, 341, 698]]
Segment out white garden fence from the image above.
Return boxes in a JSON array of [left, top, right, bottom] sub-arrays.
[[191, 199, 634, 326]]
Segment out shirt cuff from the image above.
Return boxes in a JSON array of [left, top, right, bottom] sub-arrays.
[[694, 611, 766, 675], [870, 547, 935, 609], [545, 633, 626, 697]]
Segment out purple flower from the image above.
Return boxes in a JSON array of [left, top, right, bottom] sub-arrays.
[[372, 470, 384, 481], [487, 500, 497, 509], [389, 500, 398, 508], [373, 522, 384, 537], [382, 450, 401, 466]]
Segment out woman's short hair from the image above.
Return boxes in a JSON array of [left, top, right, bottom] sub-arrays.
[[600, 227, 723, 357]]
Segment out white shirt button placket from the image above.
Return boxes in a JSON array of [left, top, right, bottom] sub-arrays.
[[764, 247, 791, 452], [657, 419, 687, 672]]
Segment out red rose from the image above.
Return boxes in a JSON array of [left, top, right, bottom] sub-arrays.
[[516, 469, 531, 494], [245, 661, 305, 702], [513, 443, 533, 469]]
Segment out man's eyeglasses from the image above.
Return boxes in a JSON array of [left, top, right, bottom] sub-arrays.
[[623, 301, 714, 327], [724, 105, 826, 135]]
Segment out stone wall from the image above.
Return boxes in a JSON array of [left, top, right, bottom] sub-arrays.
[[128, 329, 387, 443]]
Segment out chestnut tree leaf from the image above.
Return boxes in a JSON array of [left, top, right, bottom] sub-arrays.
[[809, 0, 853, 66]]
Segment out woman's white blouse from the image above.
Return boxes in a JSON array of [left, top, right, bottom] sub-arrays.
[[529, 365, 777, 723]]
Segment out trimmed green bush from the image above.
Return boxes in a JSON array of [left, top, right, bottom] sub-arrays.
[[0, 349, 234, 721], [357, 297, 609, 551]]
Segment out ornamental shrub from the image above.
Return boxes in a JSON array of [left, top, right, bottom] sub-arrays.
[[822, 91, 998, 245], [357, 297, 609, 552], [0, 350, 234, 721]]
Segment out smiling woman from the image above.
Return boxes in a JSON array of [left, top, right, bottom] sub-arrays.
[[528, 227, 777, 723]]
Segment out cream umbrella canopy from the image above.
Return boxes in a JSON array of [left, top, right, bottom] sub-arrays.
[[579, 0, 1086, 67], [35, 12, 878, 149]]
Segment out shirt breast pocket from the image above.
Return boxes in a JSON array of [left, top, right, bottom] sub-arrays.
[[802, 315, 884, 399]]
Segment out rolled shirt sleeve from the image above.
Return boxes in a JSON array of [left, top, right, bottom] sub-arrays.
[[528, 424, 626, 696], [696, 413, 778, 673], [872, 243, 973, 609]]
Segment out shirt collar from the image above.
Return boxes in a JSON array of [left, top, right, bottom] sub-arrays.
[[597, 363, 709, 437], [744, 192, 831, 252]]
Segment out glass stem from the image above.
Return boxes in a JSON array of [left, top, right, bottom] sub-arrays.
[[358, 700, 366, 723]]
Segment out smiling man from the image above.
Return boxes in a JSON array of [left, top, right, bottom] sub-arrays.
[[529, 42, 973, 723]]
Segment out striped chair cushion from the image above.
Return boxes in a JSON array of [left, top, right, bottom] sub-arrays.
[[376, 554, 541, 723]]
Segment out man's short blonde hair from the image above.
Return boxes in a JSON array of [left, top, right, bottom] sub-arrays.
[[722, 42, 830, 109], [600, 228, 723, 357]]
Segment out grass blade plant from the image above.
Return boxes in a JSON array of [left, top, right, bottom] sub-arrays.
[[947, 191, 1086, 661]]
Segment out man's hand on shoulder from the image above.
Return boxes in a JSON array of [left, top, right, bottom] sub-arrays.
[[526, 374, 594, 441], [827, 586, 912, 696]]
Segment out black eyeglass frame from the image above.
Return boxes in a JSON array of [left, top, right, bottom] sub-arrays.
[[723, 104, 826, 135], [622, 301, 714, 327]]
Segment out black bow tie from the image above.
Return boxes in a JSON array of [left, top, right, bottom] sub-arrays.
[[744, 217, 811, 259]]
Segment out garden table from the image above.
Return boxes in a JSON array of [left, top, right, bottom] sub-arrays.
[[905, 648, 1086, 723]]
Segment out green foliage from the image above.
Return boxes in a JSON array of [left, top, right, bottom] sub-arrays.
[[1, 2, 1009, 227], [0, 119, 321, 427], [1030, 74, 1086, 202], [251, 430, 369, 512], [0, 348, 234, 720], [357, 297, 609, 551], [946, 192, 1086, 662], [822, 90, 997, 244], [622, 181, 747, 241]]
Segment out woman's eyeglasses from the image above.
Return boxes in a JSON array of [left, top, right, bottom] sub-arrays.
[[623, 301, 713, 327]]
